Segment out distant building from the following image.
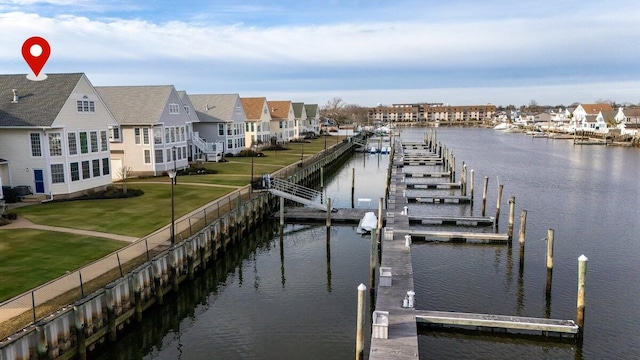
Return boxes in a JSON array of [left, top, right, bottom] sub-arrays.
[[368, 103, 496, 124]]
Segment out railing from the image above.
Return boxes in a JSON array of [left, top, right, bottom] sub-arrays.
[[191, 133, 221, 154], [269, 178, 319, 201]]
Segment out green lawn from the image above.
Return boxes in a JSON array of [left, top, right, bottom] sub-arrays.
[[14, 184, 234, 237], [0, 229, 126, 302]]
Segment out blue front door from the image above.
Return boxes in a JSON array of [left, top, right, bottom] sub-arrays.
[[33, 169, 45, 193]]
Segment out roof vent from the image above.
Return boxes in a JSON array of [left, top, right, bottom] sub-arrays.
[[11, 89, 18, 103]]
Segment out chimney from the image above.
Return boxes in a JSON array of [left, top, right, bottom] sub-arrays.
[[11, 89, 18, 103]]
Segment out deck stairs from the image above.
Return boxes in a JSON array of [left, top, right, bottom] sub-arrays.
[[190, 132, 223, 161], [267, 178, 333, 212]]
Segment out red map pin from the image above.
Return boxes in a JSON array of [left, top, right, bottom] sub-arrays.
[[22, 36, 51, 78]]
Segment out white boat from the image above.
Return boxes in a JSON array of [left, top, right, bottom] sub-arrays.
[[356, 212, 378, 234], [369, 146, 378, 154], [493, 123, 510, 131], [380, 146, 389, 154]]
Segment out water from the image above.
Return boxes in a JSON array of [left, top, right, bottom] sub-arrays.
[[96, 128, 639, 359]]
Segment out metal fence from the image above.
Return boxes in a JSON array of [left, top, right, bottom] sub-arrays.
[[0, 135, 358, 340]]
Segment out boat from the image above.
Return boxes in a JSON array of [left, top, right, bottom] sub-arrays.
[[493, 123, 510, 131], [380, 146, 389, 154], [356, 212, 378, 234], [369, 146, 378, 154]]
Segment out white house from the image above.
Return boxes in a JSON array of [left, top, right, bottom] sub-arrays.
[[571, 103, 613, 131], [96, 85, 190, 178], [241, 97, 272, 147], [304, 104, 320, 134], [267, 100, 295, 143], [189, 94, 247, 156], [0, 73, 116, 200], [291, 102, 306, 139]]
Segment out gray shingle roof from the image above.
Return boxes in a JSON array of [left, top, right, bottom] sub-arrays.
[[189, 94, 239, 123], [95, 85, 174, 125], [292, 102, 304, 118], [304, 104, 318, 117], [0, 73, 83, 127]]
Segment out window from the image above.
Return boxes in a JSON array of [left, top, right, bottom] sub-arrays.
[[184, 105, 190, 114], [109, 126, 121, 142], [154, 127, 163, 144], [90, 131, 98, 152], [218, 124, 224, 136], [49, 133, 62, 156], [177, 148, 182, 160], [182, 147, 186, 159], [79, 132, 88, 154], [81, 161, 90, 179], [245, 123, 249, 132], [263, 107, 268, 114], [180, 127, 185, 142], [102, 158, 110, 175], [169, 103, 180, 114], [165, 128, 170, 143], [155, 149, 163, 163], [51, 164, 65, 183], [144, 149, 151, 164], [68, 132, 77, 155], [92, 159, 100, 177], [100, 131, 108, 151], [227, 125, 232, 135], [70, 162, 80, 181], [134, 128, 141, 144], [227, 139, 233, 149], [235, 104, 242, 115], [279, 121, 283, 129], [170, 128, 175, 143], [76, 99, 96, 113], [166, 149, 172, 162], [143, 128, 150, 144], [30, 133, 42, 156]]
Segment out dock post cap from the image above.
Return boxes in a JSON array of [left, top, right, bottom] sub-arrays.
[[357, 283, 367, 291], [578, 254, 588, 261]]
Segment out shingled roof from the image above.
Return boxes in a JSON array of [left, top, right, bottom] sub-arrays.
[[304, 104, 318, 117], [0, 73, 84, 127], [580, 103, 613, 114], [267, 100, 292, 119], [241, 97, 267, 121], [95, 85, 174, 125], [292, 102, 305, 118], [189, 94, 240, 123]]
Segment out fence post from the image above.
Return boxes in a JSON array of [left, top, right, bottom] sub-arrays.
[[31, 291, 36, 323], [145, 238, 150, 261]]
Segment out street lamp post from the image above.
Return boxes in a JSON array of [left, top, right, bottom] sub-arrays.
[[250, 141, 255, 196], [172, 146, 177, 185], [167, 170, 177, 246]]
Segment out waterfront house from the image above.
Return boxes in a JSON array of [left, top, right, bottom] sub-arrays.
[[571, 103, 613, 131], [620, 107, 640, 124], [292, 102, 306, 139], [0, 73, 116, 200], [267, 100, 295, 143], [241, 97, 272, 147], [304, 104, 320, 134], [617, 108, 640, 135], [190, 94, 247, 156], [96, 85, 190, 178]]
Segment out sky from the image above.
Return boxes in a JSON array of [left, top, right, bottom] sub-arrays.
[[1, 0, 639, 107]]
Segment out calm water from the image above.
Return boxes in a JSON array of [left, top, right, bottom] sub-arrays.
[[96, 128, 639, 359]]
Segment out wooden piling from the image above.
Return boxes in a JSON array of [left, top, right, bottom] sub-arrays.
[[495, 184, 504, 225], [74, 306, 87, 360], [507, 197, 515, 241], [105, 286, 117, 342], [545, 229, 554, 296], [481, 176, 489, 216], [518, 210, 527, 270], [461, 163, 466, 196], [280, 197, 285, 228], [356, 283, 366, 360], [326, 198, 332, 228], [469, 169, 475, 203], [577, 255, 588, 338], [377, 197, 383, 246], [351, 168, 355, 208]]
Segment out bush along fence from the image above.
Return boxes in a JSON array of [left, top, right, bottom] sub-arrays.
[[0, 133, 363, 360]]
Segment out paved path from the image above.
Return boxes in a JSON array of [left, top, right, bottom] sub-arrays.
[[1, 216, 139, 243]]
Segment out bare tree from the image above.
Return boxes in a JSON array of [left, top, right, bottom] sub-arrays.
[[117, 166, 132, 194]]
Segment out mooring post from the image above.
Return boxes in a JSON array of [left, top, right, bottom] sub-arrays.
[[377, 197, 383, 246], [370, 229, 377, 291], [74, 306, 87, 360], [518, 210, 527, 270], [577, 255, 588, 339], [351, 168, 355, 208], [545, 229, 555, 296], [495, 184, 504, 225], [279, 197, 285, 228], [460, 163, 466, 195], [326, 198, 332, 229], [507, 197, 515, 241], [451, 155, 456, 182], [355, 283, 366, 360], [469, 169, 475, 203], [481, 176, 489, 216], [105, 286, 117, 342]]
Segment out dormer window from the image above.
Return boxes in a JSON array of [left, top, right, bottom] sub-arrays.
[[169, 103, 180, 114], [77, 95, 95, 113], [235, 104, 242, 115], [184, 105, 190, 114]]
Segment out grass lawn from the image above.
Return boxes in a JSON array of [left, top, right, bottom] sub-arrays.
[[14, 183, 234, 237], [0, 229, 126, 302]]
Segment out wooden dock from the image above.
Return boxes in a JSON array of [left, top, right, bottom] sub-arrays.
[[406, 182, 461, 189], [406, 194, 472, 204], [408, 215, 495, 226], [398, 229, 509, 243], [415, 311, 578, 337], [404, 171, 451, 178]]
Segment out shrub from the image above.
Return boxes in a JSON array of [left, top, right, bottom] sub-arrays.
[[2, 212, 18, 220]]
